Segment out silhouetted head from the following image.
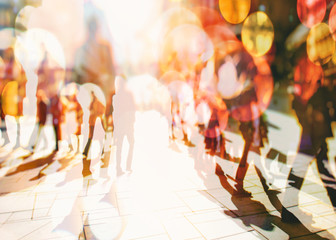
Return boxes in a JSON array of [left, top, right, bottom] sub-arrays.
[[87, 17, 98, 37]]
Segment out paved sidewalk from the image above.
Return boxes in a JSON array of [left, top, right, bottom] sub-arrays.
[[0, 109, 335, 239]]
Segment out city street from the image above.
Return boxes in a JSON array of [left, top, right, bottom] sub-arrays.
[[0, 104, 335, 239]]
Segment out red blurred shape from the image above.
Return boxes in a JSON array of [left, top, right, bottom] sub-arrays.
[[329, 3, 336, 40], [204, 24, 237, 47], [297, 0, 326, 28], [192, 6, 224, 28], [294, 57, 323, 102]]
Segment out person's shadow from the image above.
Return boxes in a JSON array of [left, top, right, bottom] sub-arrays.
[[210, 163, 333, 239], [4, 151, 56, 183], [185, 127, 333, 239]]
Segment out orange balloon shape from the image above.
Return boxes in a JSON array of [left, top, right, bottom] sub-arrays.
[[219, 0, 251, 24]]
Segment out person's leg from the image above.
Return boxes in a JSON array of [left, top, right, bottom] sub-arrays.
[[219, 133, 228, 159], [4, 115, 17, 149], [83, 126, 94, 157], [82, 137, 92, 176], [265, 148, 278, 170], [252, 147, 271, 191], [115, 131, 124, 175], [53, 124, 59, 151], [281, 152, 312, 222], [82, 126, 94, 177], [316, 141, 336, 208], [41, 125, 49, 149], [254, 162, 285, 217], [125, 130, 135, 172], [209, 137, 216, 155], [33, 123, 42, 150], [14, 117, 20, 148], [70, 134, 78, 152], [234, 139, 252, 196], [213, 136, 218, 155]]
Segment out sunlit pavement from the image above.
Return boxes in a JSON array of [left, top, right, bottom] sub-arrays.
[[0, 107, 335, 239]]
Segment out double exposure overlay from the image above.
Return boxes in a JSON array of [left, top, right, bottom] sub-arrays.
[[0, 0, 336, 239]]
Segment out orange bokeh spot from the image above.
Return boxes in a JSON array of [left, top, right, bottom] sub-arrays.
[[2, 81, 19, 117], [159, 24, 214, 74], [306, 22, 335, 65], [192, 6, 223, 28], [297, 0, 326, 28], [204, 24, 237, 48], [294, 57, 323, 102], [219, 0, 251, 24]]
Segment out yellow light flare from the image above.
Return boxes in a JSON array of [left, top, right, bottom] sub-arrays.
[[219, 0, 251, 24], [241, 11, 274, 57], [306, 22, 335, 65], [2, 81, 19, 117]]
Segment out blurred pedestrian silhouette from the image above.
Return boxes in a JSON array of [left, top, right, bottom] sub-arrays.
[[113, 76, 136, 176], [1, 47, 27, 150], [50, 93, 62, 152], [82, 91, 105, 177], [32, 90, 48, 150], [73, 15, 116, 131], [60, 84, 83, 153], [235, 111, 269, 196], [282, 77, 336, 223]]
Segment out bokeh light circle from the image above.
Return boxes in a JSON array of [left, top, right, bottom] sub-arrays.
[[203, 94, 229, 137], [159, 24, 214, 74], [81, 83, 106, 107], [297, 0, 326, 28], [2, 81, 19, 116], [15, 6, 35, 34], [167, 80, 194, 105], [306, 22, 335, 65], [152, 7, 202, 46], [294, 57, 323, 102], [205, 24, 237, 48], [216, 40, 257, 100], [192, 6, 224, 28], [241, 11, 274, 57], [219, 0, 251, 24], [328, 3, 336, 41], [215, 40, 273, 122], [14, 28, 66, 71]]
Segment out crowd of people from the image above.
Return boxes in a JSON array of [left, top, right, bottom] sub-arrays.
[[0, 1, 335, 227]]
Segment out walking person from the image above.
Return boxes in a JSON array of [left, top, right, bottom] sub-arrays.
[[50, 93, 62, 152], [82, 91, 105, 177], [113, 76, 136, 176], [234, 111, 269, 196], [32, 90, 48, 151], [281, 77, 336, 222]]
